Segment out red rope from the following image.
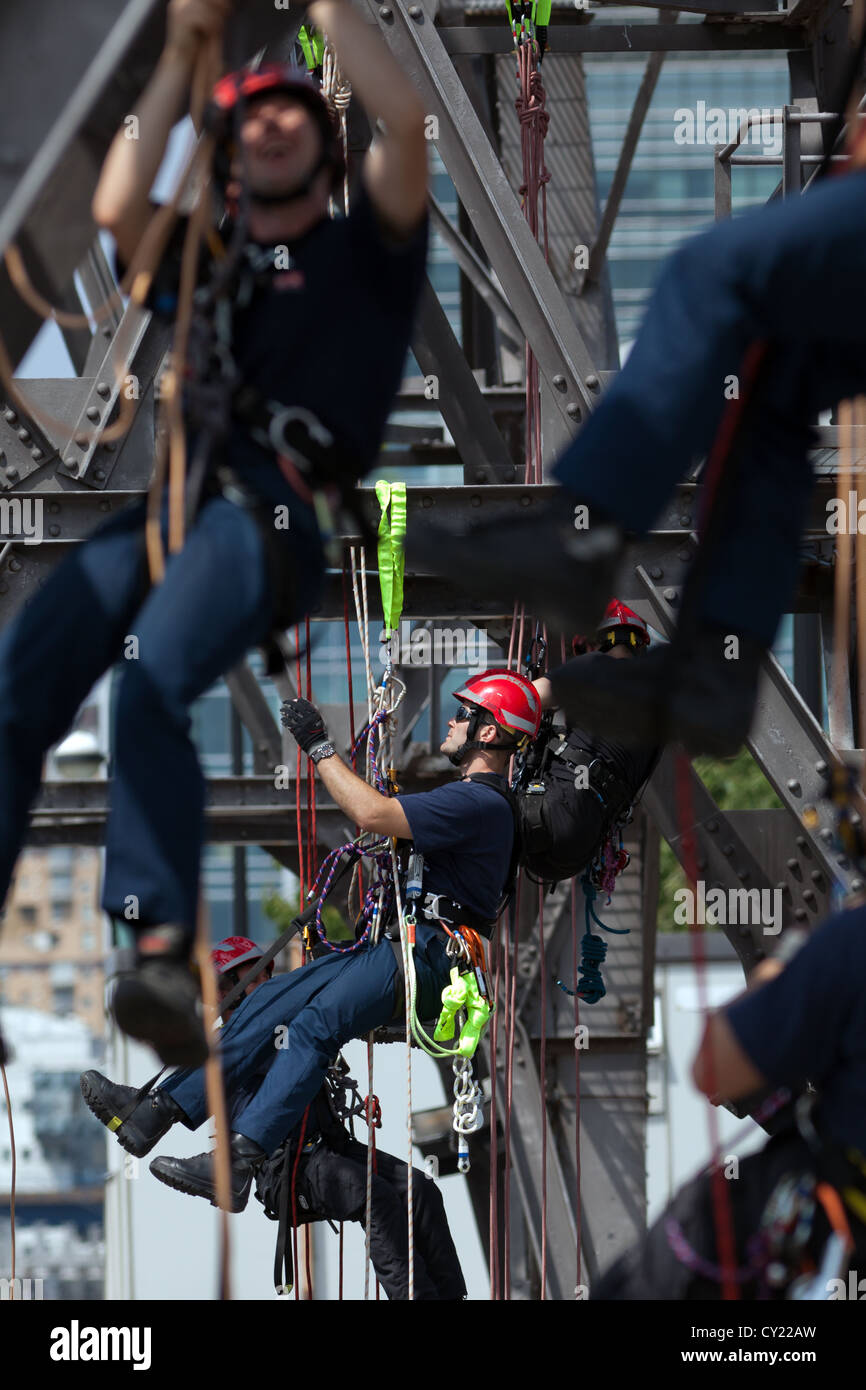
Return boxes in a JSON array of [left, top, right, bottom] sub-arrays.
[[538, 882, 548, 1298]]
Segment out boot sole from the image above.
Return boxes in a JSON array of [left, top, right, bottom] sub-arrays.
[[150, 1159, 249, 1213], [79, 1072, 157, 1159], [112, 976, 208, 1069]]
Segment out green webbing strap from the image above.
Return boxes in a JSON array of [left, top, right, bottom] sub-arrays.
[[297, 25, 325, 72], [375, 480, 406, 638]]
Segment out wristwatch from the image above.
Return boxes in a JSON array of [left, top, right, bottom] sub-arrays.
[[310, 741, 336, 764]]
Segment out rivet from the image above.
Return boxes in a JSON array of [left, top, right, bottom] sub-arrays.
[[552, 374, 566, 391], [722, 844, 734, 857], [408, 3, 422, 16], [787, 857, 798, 870], [520, 494, 532, 507], [650, 567, 663, 580], [96, 382, 111, 400], [65, 459, 79, 474], [48, 525, 60, 537], [787, 779, 801, 796], [5, 467, 18, 481], [585, 374, 599, 390], [815, 760, 828, 775], [819, 827, 832, 842], [17, 428, 30, 444], [379, 4, 392, 15], [679, 515, 691, 527], [707, 819, 718, 832], [85, 407, 101, 423], [851, 878, 864, 892], [803, 889, 816, 904], [3, 408, 16, 424], [794, 908, 808, 922], [474, 469, 487, 483], [796, 836, 808, 851], [663, 588, 677, 603], [565, 402, 581, 419], [104, 441, 116, 453], [75, 437, 88, 449], [811, 871, 824, 886], [678, 549, 691, 562], [30, 447, 42, 462], [421, 495, 432, 508], [8, 558, 19, 572], [93, 469, 106, 483]]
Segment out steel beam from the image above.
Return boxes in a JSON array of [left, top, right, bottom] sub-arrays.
[[411, 279, 517, 483], [642, 749, 786, 973], [365, 0, 599, 433], [638, 574, 866, 910], [440, 22, 807, 56], [429, 196, 523, 354]]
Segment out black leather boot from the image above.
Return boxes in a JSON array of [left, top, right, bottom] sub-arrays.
[[548, 628, 765, 758], [406, 495, 624, 639], [80, 1070, 185, 1158], [111, 926, 207, 1068], [149, 1133, 266, 1213]]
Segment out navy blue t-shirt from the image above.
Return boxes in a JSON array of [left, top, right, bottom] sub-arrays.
[[116, 178, 428, 494], [395, 778, 514, 922], [725, 906, 866, 1153]]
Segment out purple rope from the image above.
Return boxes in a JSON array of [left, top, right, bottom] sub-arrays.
[[308, 839, 395, 955]]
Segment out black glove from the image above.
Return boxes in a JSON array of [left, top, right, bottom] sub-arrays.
[[281, 697, 329, 755]]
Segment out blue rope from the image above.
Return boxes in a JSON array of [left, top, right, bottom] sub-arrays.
[[555, 870, 631, 1003], [581, 871, 630, 935]]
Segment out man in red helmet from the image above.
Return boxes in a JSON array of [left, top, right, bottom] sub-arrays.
[[74, 670, 539, 1211], [0, 0, 429, 1068]]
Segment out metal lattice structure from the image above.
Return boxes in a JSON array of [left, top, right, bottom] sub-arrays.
[[0, 0, 860, 1296]]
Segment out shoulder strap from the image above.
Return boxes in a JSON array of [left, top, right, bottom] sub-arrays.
[[464, 773, 522, 911]]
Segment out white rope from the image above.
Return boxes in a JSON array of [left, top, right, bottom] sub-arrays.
[[321, 39, 352, 218], [389, 841, 415, 1301]]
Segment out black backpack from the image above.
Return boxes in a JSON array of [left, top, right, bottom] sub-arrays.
[[512, 720, 650, 885]]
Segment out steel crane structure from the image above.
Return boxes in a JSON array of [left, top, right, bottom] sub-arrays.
[[0, 0, 860, 1298]]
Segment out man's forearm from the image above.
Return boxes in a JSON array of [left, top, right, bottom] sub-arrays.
[[306, 0, 425, 132], [314, 753, 410, 837], [92, 46, 195, 226]]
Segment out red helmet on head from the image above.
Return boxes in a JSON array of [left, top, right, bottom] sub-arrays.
[[451, 668, 542, 750], [206, 62, 344, 194], [211, 936, 267, 977], [597, 599, 650, 651]]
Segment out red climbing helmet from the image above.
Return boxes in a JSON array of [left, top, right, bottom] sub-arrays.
[[597, 599, 650, 651], [451, 669, 543, 742], [211, 936, 269, 977], [206, 62, 344, 189]]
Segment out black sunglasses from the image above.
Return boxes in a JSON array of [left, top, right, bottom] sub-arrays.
[[453, 704, 475, 723]]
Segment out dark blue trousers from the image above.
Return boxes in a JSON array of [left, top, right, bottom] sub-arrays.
[[555, 168, 866, 645], [162, 923, 452, 1153], [0, 492, 322, 934]]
